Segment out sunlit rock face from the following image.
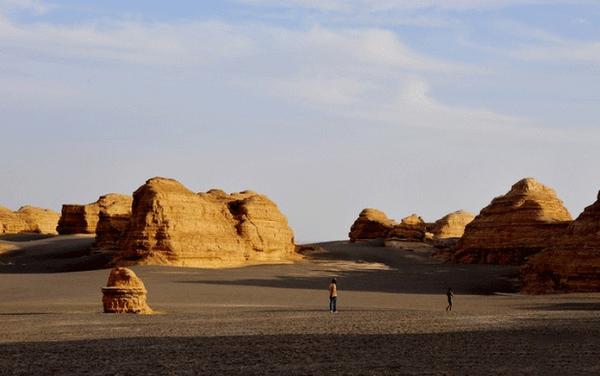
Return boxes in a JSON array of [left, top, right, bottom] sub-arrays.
[[431, 210, 475, 240], [386, 214, 427, 242], [349, 209, 397, 242], [522, 190, 600, 294], [0, 205, 60, 235], [115, 177, 296, 268], [58, 194, 131, 235], [452, 178, 572, 265]]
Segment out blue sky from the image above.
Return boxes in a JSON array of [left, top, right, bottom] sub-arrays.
[[1, 0, 600, 241]]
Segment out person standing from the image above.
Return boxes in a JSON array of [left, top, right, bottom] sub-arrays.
[[446, 287, 454, 312], [329, 278, 338, 313]]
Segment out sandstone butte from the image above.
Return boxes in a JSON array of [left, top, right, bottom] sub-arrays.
[[102, 267, 152, 314], [521, 190, 600, 294], [386, 214, 427, 242], [0, 205, 60, 235], [452, 178, 572, 265], [348, 209, 397, 241], [431, 210, 475, 240], [92, 195, 134, 252], [114, 177, 297, 268], [57, 194, 131, 235]]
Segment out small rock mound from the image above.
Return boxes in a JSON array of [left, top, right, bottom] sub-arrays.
[[349, 209, 397, 242], [431, 210, 475, 240], [386, 214, 427, 242], [522, 190, 600, 294], [453, 178, 572, 265], [102, 267, 152, 314]]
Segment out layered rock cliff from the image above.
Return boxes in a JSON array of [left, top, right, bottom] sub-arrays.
[[522, 190, 600, 293], [93, 194, 133, 252], [453, 178, 572, 265], [0, 205, 60, 235], [349, 209, 397, 241], [58, 194, 131, 235], [116, 178, 296, 268]]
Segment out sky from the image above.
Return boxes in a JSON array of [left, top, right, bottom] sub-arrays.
[[1, 0, 600, 242]]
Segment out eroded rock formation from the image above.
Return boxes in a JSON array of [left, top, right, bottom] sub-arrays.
[[58, 194, 131, 235], [453, 178, 572, 265], [349, 209, 397, 241], [386, 214, 427, 242], [116, 177, 296, 268], [522, 190, 600, 294], [0, 205, 59, 235], [431, 210, 475, 240], [93, 195, 133, 252], [102, 267, 152, 314]]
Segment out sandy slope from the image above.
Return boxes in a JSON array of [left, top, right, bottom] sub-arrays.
[[0, 237, 599, 375]]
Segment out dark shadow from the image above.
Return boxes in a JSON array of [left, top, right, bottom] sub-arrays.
[[0, 233, 57, 242], [0, 312, 54, 316], [1, 329, 599, 375], [177, 240, 520, 295], [0, 236, 111, 273], [521, 303, 600, 311]]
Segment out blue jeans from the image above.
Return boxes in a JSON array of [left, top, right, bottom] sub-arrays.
[[329, 296, 337, 312]]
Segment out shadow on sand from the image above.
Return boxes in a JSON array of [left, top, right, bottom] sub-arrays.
[[1, 328, 599, 375]]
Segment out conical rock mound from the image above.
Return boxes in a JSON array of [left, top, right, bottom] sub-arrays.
[[453, 178, 572, 265]]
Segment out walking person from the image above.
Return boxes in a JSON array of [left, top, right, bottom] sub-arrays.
[[329, 278, 338, 313], [445, 287, 454, 312]]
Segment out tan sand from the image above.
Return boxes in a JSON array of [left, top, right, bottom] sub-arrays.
[[0, 237, 599, 375]]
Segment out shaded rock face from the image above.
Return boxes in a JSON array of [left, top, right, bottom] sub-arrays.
[[453, 178, 572, 265], [116, 178, 296, 268], [349, 209, 397, 242], [93, 195, 133, 252], [58, 194, 131, 235], [431, 210, 475, 240], [386, 214, 426, 242], [0, 205, 60, 235], [522, 190, 600, 294], [102, 267, 152, 314]]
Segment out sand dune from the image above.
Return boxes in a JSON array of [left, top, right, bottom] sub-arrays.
[[0, 237, 599, 374]]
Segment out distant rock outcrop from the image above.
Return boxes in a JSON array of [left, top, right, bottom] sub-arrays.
[[452, 178, 572, 265], [0, 205, 59, 235], [102, 267, 152, 314], [116, 177, 296, 268], [522, 190, 600, 294], [386, 214, 427, 242], [92, 195, 133, 252], [431, 210, 475, 240], [58, 194, 131, 235], [349, 209, 397, 241]]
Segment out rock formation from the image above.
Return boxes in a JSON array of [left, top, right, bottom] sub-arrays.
[[116, 177, 296, 268], [522, 190, 600, 294], [349, 209, 397, 241], [92, 195, 133, 252], [0, 205, 60, 235], [386, 214, 427, 242], [102, 267, 152, 314], [452, 178, 572, 265], [431, 210, 475, 240], [58, 194, 131, 235]]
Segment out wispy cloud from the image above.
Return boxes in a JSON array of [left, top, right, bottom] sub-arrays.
[[0, 0, 53, 15]]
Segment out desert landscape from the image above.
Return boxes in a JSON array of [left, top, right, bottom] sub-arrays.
[[3, 1, 600, 374], [1, 176, 600, 374]]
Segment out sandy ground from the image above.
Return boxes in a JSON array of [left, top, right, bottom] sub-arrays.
[[1, 236, 600, 375]]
